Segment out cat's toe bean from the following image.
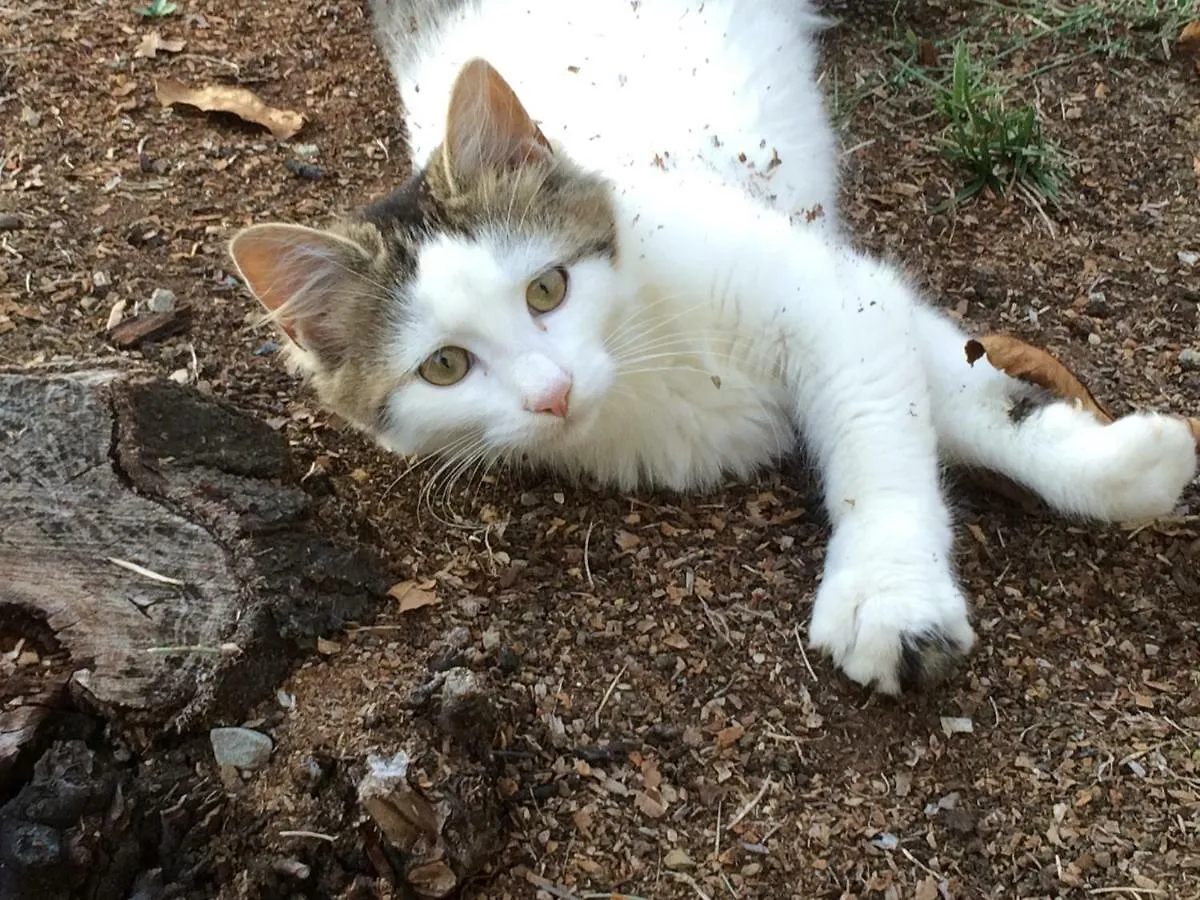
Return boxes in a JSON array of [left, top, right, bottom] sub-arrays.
[[809, 564, 975, 695]]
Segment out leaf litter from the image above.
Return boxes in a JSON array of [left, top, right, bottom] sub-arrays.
[[154, 78, 306, 140]]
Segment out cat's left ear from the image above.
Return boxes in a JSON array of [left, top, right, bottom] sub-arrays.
[[442, 57, 552, 190]]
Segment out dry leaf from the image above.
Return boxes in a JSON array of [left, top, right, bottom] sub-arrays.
[[917, 38, 939, 67], [1179, 20, 1200, 53], [0, 315, 15, 336], [155, 78, 305, 140], [614, 530, 641, 551], [965, 335, 1111, 423], [135, 31, 185, 59], [968, 334, 1200, 451], [716, 723, 745, 749], [316, 637, 341, 655], [634, 790, 667, 819], [388, 580, 439, 613]]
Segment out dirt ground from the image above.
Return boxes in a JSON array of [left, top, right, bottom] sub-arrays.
[[3, 0, 1200, 897]]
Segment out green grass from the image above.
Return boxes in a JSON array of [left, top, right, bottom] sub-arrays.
[[830, 0, 1193, 212], [135, 0, 177, 17], [931, 42, 1066, 209]]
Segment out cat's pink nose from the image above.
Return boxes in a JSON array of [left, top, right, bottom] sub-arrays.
[[525, 381, 571, 418]]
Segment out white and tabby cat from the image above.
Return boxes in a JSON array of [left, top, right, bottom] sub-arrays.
[[229, 0, 1198, 694]]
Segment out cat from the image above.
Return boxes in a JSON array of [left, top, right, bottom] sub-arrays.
[[228, 0, 1199, 695]]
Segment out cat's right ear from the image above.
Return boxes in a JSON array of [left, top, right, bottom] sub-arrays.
[[229, 223, 370, 364], [442, 57, 552, 191]]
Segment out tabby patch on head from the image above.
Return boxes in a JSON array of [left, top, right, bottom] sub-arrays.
[[230, 58, 621, 456]]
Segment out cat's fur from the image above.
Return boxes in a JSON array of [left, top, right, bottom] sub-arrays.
[[229, 0, 1198, 694]]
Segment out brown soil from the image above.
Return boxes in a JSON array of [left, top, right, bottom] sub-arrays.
[[2, 0, 1199, 898]]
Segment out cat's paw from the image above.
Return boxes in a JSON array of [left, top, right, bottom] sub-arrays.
[[1073, 411, 1198, 521], [809, 555, 975, 695]]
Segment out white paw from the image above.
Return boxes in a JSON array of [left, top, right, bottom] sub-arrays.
[[1086, 413, 1197, 521], [809, 546, 975, 695]]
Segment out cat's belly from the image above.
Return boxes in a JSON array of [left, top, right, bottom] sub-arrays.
[[540, 365, 795, 493]]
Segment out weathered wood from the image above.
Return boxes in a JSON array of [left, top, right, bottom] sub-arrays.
[[0, 371, 390, 766]]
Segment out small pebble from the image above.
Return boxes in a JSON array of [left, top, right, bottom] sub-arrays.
[[272, 858, 311, 880], [0, 213, 22, 231], [254, 340, 280, 356], [1178, 250, 1198, 267], [293, 143, 320, 157], [147, 288, 176, 313], [497, 645, 521, 674], [210, 726, 274, 770], [284, 158, 323, 180], [482, 629, 501, 651], [1179, 348, 1200, 371], [445, 625, 471, 649], [92, 271, 112, 298], [1085, 292, 1109, 318]]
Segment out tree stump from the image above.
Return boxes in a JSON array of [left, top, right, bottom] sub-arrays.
[[0, 370, 391, 779]]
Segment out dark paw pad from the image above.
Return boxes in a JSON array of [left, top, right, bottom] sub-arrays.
[[899, 629, 969, 692]]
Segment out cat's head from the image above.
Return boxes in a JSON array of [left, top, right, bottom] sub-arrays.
[[229, 59, 624, 460]]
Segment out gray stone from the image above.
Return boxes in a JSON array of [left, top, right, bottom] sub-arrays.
[[210, 727, 273, 770], [147, 288, 176, 314], [1180, 348, 1200, 371]]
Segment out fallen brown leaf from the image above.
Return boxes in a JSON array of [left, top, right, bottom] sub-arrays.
[[135, 31, 186, 59], [388, 580, 439, 613], [965, 335, 1112, 423], [967, 334, 1200, 450], [917, 38, 939, 67], [614, 530, 640, 551], [155, 78, 305, 140], [1179, 20, 1200, 53], [716, 722, 745, 749], [634, 790, 667, 819]]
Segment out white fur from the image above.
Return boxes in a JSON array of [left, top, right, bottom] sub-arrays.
[[368, 1, 1198, 692], [391, 0, 839, 229]]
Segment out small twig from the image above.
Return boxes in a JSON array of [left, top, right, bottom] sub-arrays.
[[526, 873, 583, 900], [899, 846, 943, 881], [668, 871, 714, 900], [726, 778, 772, 832], [700, 597, 732, 645], [989, 695, 1001, 727], [794, 626, 818, 681], [583, 520, 595, 589], [714, 797, 722, 858], [278, 830, 336, 843], [594, 663, 628, 728], [1087, 889, 1165, 897], [107, 556, 184, 586], [145, 643, 241, 657]]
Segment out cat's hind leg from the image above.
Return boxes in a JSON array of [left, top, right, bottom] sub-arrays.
[[915, 307, 1198, 520]]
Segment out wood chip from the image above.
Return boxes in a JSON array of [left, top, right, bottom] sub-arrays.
[[107, 302, 191, 349], [387, 580, 439, 613]]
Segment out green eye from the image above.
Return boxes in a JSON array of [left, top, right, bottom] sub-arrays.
[[418, 346, 471, 386], [526, 266, 568, 314]]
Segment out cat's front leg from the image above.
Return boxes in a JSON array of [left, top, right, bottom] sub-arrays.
[[793, 258, 975, 693]]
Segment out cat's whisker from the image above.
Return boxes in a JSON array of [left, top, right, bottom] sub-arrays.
[[384, 431, 484, 495]]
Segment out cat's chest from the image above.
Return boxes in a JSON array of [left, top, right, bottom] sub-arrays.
[[562, 359, 795, 492]]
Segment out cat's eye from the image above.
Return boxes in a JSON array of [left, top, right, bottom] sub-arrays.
[[418, 346, 471, 386], [526, 267, 568, 314]]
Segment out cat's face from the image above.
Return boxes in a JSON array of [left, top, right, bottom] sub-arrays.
[[230, 59, 626, 460]]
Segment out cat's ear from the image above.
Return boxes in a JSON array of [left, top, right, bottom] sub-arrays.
[[229, 223, 371, 365], [442, 57, 552, 190]]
